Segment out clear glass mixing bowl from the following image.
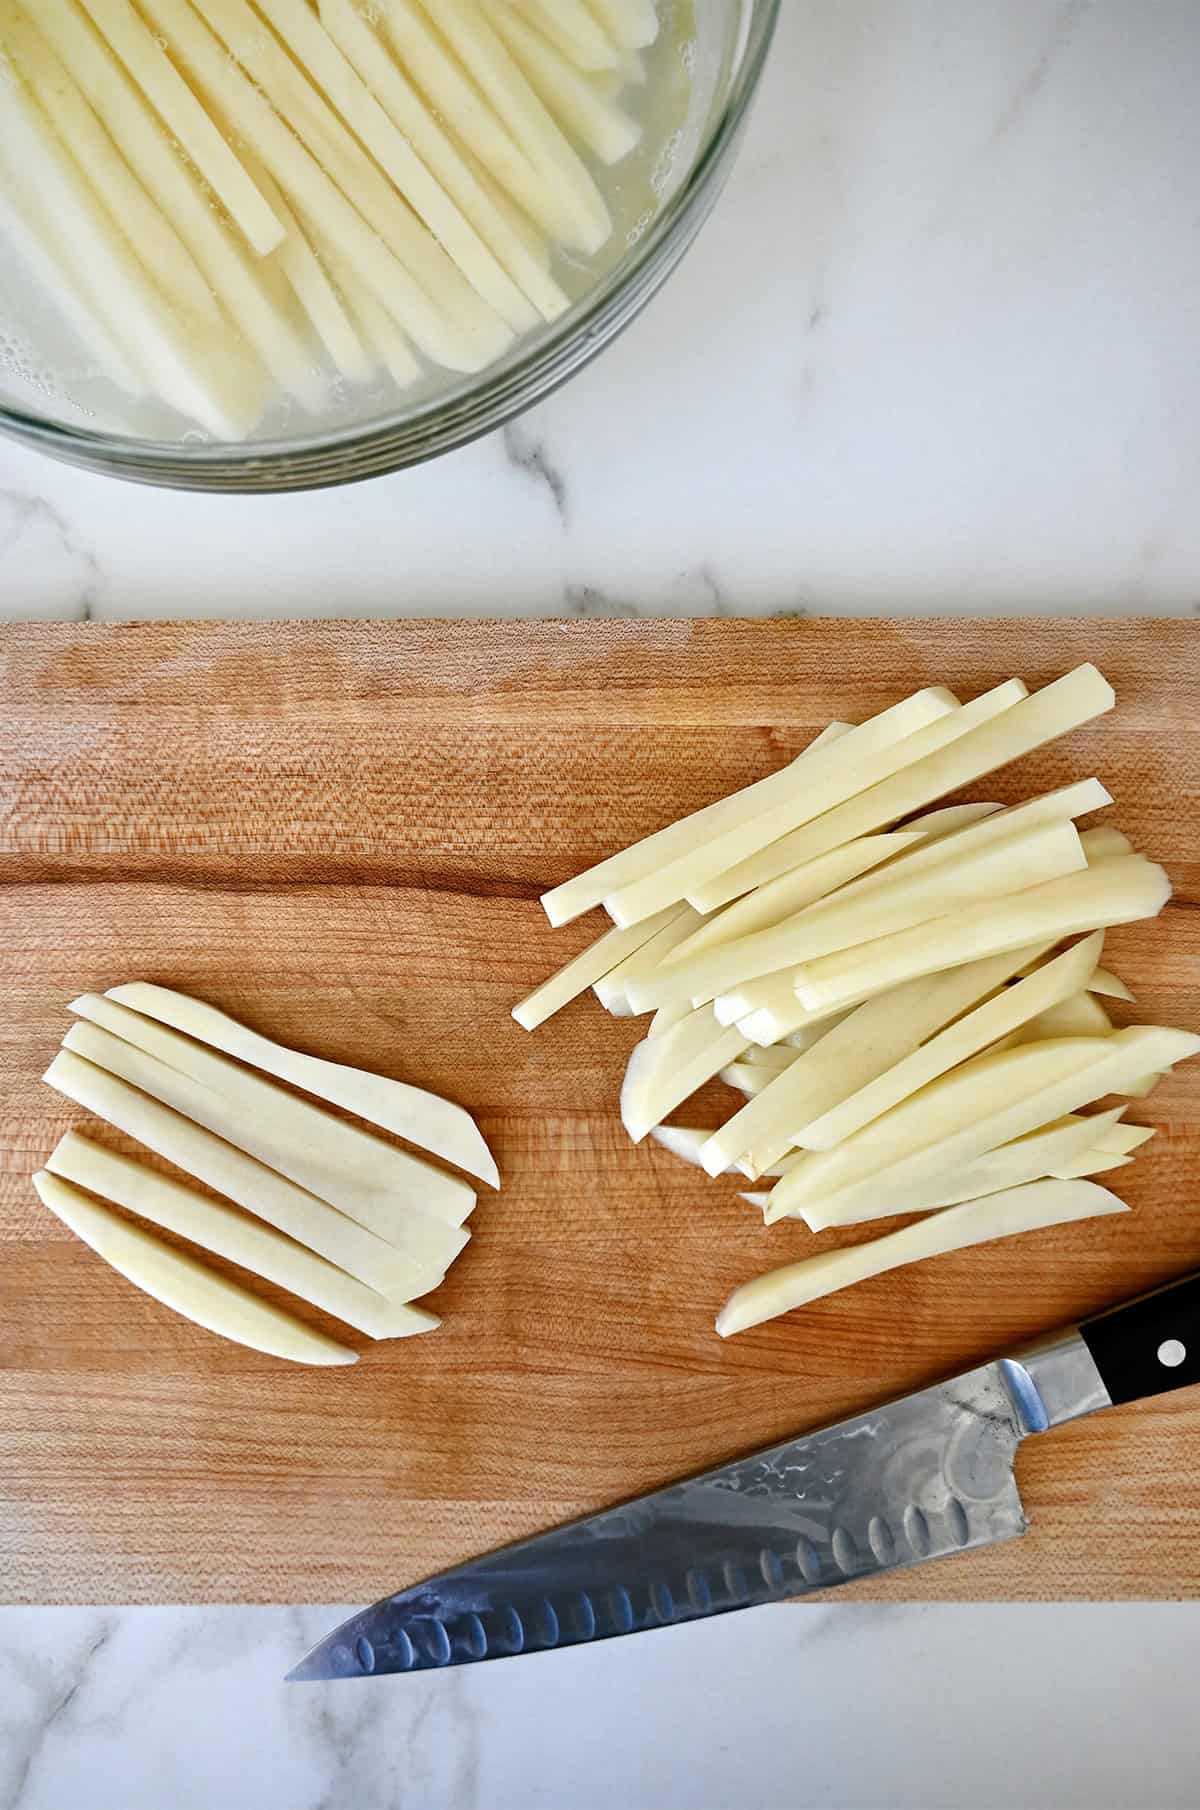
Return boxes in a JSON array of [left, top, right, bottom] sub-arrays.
[[0, 1, 779, 492]]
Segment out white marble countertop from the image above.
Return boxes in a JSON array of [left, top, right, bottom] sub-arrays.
[[2, 4, 1198, 1806]]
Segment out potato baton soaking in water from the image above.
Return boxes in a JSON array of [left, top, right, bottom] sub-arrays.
[[0, 0, 695, 440]]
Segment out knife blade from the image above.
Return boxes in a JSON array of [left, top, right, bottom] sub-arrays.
[[288, 1267, 1200, 1681]]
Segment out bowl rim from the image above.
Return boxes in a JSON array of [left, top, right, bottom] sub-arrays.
[[0, 0, 782, 483]]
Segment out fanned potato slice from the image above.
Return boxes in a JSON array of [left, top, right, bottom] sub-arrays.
[[46, 1132, 436, 1340], [794, 856, 1169, 1014], [796, 934, 1104, 1153], [716, 1180, 1127, 1336], [44, 1052, 440, 1300], [636, 821, 1085, 1015], [34, 1171, 357, 1365], [512, 904, 684, 1029]]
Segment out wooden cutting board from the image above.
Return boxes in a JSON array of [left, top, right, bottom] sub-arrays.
[[1, 618, 1198, 1606]]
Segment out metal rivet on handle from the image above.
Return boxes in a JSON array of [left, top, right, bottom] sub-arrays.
[[1158, 1339, 1187, 1368]]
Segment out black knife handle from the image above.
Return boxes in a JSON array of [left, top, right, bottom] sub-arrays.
[[1079, 1268, 1200, 1407]]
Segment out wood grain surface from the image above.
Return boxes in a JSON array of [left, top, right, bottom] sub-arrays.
[[1, 618, 1198, 1606]]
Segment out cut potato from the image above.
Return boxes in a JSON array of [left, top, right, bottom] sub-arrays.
[[108, 985, 497, 1191], [46, 1132, 437, 1340], [0, 75, 258, 438], [677, 685, 1023, 922], [716, 1180, 1127, 1336], [607, 686, 988, 927], [620, 1007, 747, 1143], [782, 1026, 1200, 1228], [1013, 989, 1113, 1043], [720, 1061, 785, 1097], [485, 2, 641, 164], [73, 0, 283, 254], [413, 0, 612, 254], [1122, 1070, 1167, 1099], [900, 801, 1001, 838], [318, 0, 568, 322], [1050, 1149, 1134, 1180], [64, 1011, 474, 1253], [1089, 967, 1135, 1003], [648, 998, 693, 1039], [655, 835, 926, 970], [636, 820, 1085, 1016], [254, 0, 538, 336], [726, 669, 1116, 888], [520, 0, 619, 69], [33, 1171, 357, 1365], [1, 7, 218, 326], [593, 905, 706, 1014], [511, 903, 683, 1029], [793, 856, 1170, 1014], [699, 941, 1051, 1182], [797, 1107, 1130, 1229], [44, 1051, 441, 1300], [586, 0, 660, 50], [796, 933, 1105, 1153], [1081, 827, 1134, 860], [31, 0, 327, 414], [317, 238, 421, 389], [244, 158, 373, 384], [541, 719, 859, 926]]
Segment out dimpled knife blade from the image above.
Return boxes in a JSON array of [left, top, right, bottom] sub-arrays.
[[287, 1333, 1111, 1681]]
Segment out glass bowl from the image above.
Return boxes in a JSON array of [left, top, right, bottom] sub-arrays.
[[0, 0, 779, 493]]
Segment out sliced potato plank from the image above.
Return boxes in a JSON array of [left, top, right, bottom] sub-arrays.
[[33, 1171, 357, 1365], [43, 1051, 437, 1300], [716, 1180, 1127, 1337], [46, 1132, 436, 1340]]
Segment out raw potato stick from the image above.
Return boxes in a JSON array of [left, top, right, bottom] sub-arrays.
[[0, 73, 256, 438], [791, 1108, 1131, 1227], [319, 239, 422, 388], [33, 1172, 358, 1366], [621, 1007, 748, 1143], [594, 906, 706, 1014], [135, 0, 483, 375], [485, 2, 641, 164], [520, 0, 619, 69], [1089, 967, 1135, 1002], [31, 0, 327, 415], [251, 0, 538, 335], [72, 0, 283, 254], [46, 1132, 437, 1340], [512, 904, 684, 1029], [109, 985, 504, 1191], [636, 820, 1086, 1015], [796, 933, 1105, 1152], [783, 1025, 1200, 1228], [607, 686, 980, 927], [377, 0, 582, 247], [715, 1180, 1128, 1337], [242, 158, 372, 382], [64, 1009, 474, 1250], [414, 0, 612, 254], [43, 1050, 432, 1299], [657, 681, 1026, 926], [1013, 989, 1113, 1043], [1, 6, 218, 325], [724, 667, 1116, 889], [656, 835, 926, 969], [541, 719, 860, 927], [186, 0, 512, 360], [699, 939, 1050, 1181], [1081, 827, 1133, 860], [793, 856, 1170, 1013], [318, 0, 567, 321], [586, 0, 659, 50]]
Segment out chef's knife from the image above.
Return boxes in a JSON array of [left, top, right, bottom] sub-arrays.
[[288, 1269, 1199, 1681]]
